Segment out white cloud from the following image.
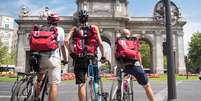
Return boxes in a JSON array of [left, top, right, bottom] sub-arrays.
[[183, 21, 201, 55]]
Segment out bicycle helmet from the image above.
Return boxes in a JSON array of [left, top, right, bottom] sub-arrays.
[[121, 29, 131, 37], [78, 10, 88, 23], [47, 13, 60, 25]]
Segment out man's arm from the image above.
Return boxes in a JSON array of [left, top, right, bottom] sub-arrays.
[[64, 27, 76, 54], [60, 45, 67, 61], [59, 27, 67, 62], [93, 25, 105, 57]]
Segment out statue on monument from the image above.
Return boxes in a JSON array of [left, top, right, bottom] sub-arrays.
[[40, 6, 53, 19], [19, 5, 31, 17], [154, 0, 181, 25]]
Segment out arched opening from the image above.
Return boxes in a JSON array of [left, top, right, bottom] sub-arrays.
[[97, 36, 111, 73], [140, 38, 153, 73]]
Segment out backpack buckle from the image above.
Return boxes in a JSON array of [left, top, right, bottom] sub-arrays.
[[34, 31, 40, 38]]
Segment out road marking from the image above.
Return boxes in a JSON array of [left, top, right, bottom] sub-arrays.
[[0, 95, 11, 98], [155, 81, 183, 101]]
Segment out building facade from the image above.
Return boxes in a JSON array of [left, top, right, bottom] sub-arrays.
[[15, 0, 186, 74], [0, 15, 16, 53]]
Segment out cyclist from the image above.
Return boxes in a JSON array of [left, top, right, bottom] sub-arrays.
[[65, 10, 106, 101], [115, 29, 155, 101], [32, 13, 67, 101]]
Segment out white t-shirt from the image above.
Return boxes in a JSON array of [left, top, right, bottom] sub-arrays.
[[51, 26, 65, 58]]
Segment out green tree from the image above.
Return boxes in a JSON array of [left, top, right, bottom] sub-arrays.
[[0, 39, 9, 65], [188, 32, 201, 71], [0, 39, 16, 65], [2, 51, 16, 65], [140, 41, 151, 68]]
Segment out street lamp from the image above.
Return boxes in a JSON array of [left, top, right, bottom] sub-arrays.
[[154, 0, 181, 100], [164, 0, 177, 100]]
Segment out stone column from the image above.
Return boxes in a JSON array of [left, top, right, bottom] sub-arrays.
[[176, 31, 186, 74], [153, 31, 164, 74], [111, 31, 116, 73], [16, 29, 26, 72]]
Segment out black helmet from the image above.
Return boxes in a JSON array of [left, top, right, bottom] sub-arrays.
[[78, 10, 88, 23]]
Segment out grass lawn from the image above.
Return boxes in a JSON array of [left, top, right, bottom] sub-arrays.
[[0, 77, 17, 82], [149, 74, 199, 81], [0, 74, 199, 82]]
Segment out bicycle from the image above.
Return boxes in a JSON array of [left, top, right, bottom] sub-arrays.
[[85, 56, 108, 101], [10, 54, 50, 101], [110, 66, 134, 101]]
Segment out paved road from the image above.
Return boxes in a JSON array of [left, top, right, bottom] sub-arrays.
[[0, 80, 201, 101]]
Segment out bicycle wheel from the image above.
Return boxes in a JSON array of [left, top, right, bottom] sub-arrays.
[[128, 80, 134, 101], [97, 78, 104, 101], [110, 80, 121, 101], [123, 79, 134, 101], [11, 80, 34, 101], [41, 73, 49, 101], [10, 80, 24, 101], [86, 79, 96, 101]]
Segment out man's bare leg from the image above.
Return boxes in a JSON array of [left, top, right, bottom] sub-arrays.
[[78, 83, 86, 101], [48, 84, 58, 101], [143, 83, 156, 101]]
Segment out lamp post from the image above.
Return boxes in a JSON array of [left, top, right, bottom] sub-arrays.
[[163, 0, 177, 100], [154, 0, 180, 100]]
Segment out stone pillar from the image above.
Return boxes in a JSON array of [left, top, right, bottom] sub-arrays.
[[111, 31, 116, 73], [176, 31, 186, 74], [153, 31, 164, 74], [16, 29, 26, 72]]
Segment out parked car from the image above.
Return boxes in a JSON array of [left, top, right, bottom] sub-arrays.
[[0, 66, 16, 76]]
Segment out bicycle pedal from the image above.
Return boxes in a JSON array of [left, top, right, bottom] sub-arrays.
[[34, 97, 40, 101], [102, 92, 109, 97]]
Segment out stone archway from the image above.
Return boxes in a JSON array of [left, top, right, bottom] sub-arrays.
[[140, 38, 153, 73], [15, 0, 186, 74], [99, 35, 112, 72]]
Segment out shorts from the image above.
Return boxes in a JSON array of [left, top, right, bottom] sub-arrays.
[[73, 56, 98, 84], [39, 55, 61, 84], [123, 63, 148, 86]]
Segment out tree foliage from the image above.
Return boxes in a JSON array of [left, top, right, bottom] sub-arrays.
[[188, 32, 201, 71], [0, 40, 8, 65], [140, 41, 151, 68], [0, 39, 16, 65]]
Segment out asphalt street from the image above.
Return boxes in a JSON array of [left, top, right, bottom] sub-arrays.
[[0, 80, 201, 101]]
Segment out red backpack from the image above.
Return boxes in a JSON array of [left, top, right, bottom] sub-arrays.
[[29, 25, 58, 52], [72, 25, 98, 57], [115, 37, 140, 61]]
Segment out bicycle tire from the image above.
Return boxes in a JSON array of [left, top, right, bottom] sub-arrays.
[[97, 78, 104, 101], [86, 79, 96, 101], [110, 80, 121, 101], [41, 73, 49, 101], [129, 80, 134, 101], [11, 74, 37, 101], [19, 78, 37, 101], [10, 80, 24, 101]]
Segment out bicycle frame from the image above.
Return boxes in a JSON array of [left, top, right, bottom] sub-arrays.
[[110, 67, 134, 101], [87, 58, 100, 101], [37, 71, 49, 101]]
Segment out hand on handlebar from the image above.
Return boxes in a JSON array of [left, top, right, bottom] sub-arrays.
[[61, 60, 68, 65], [70, 53, 76, 59], [100, 57, 107, 63]]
